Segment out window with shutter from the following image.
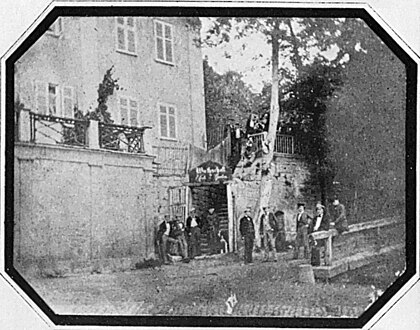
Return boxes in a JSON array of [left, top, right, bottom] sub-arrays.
[[154, 20, 174, 64], [159, 103, 177, 140], [116, 17, 136, 55]]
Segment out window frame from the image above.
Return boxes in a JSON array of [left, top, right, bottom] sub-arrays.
[[34, 81, 76, 118], [158, 102, 177, 141], [154, 20, 175, 65], [118, 96, 139, 127], [115, 17, 137, 56]]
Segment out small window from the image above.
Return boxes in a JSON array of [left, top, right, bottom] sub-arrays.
[[47, 17, 63, 37], [154, 20, 174, 64], [119, 97, 139, 126], [34, 82, 76, 117], [116, 17, 137, 55], [159, 103, 177, 139]]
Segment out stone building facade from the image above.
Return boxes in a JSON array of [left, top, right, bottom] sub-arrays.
[[14, 16, 207, 275], [15, 16, 206, 151]]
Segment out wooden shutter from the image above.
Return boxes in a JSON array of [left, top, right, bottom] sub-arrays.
[[168, 106, 176, 138], [164, 24, 173, 62], [155, 22, 164, 60], [160, 105, 168, 137]]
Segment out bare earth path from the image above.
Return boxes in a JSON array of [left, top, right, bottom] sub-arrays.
[[26, 251, 404, 317]]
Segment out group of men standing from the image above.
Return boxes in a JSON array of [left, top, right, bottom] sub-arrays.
[[239, 198, 349, 264], [156, 207, 222, 265]]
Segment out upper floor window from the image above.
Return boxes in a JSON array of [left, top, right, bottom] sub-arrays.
[[47, 17, 63, 37], [116, 17, 136, 55], [154, 20, 174, 64], [119, 96, 139, 126], [34, 81, 76, 117], [159, 103, 177, 139]]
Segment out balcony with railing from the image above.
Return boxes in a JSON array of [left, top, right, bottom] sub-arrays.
[[29, 112, 89, 147], [17, 109, 151, 155], [248, 131, 302, 156]]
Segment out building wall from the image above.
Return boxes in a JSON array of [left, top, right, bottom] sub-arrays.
[[15, 16, 206, 151], [13, 143, 186, 275]]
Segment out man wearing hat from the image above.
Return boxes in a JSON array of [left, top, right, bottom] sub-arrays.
[[206, 207, 220, 255], [311, 202, 330, 233], [186, 208, 202, 259], [293, 202, 312, 259], [332, 198, 349, 234], [239, 207, 255, 264]]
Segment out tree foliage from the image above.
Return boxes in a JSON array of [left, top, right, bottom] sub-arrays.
[[203, 57, 257, 133]]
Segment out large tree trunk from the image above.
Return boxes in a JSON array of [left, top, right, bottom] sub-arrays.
[[253, 24, 281, 248]]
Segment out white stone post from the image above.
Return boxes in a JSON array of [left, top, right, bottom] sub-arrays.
[[227, 183, 234, 252], [18, 108, 31, 142], [87, 120, 99, 149], [142, 128, 153, 154]]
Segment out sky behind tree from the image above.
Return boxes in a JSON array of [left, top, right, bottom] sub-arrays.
[[200, 17, 341, 92]]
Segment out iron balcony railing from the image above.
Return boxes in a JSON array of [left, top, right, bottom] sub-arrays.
[[98, 122, 150, 153], [248, 132, 302, 155], [30, 112, 88, 147]]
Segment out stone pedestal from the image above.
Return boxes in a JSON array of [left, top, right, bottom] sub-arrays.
[[298, 264, 315, 284]]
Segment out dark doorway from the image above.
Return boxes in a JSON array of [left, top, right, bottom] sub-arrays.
[[189, 183, 229, 255]]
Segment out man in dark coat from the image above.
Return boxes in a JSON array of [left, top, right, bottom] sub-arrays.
[[275, 210, 287, 252], [171, 217, 189, 262], [156, 215, 176, 264], [206, 207, 220, 255], [259, 206, 278, 261], [311, 203, 330, 233], [239, 207, 255, 264], [332, 198, 349, 234], [185, 208, 202, 258], [293, 202, 312, 259]]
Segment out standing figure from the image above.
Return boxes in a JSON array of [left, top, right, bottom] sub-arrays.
[[275, 210, 287, 252], [332, 198, 349, 234], [309, 203, 330, 266], [186, 208, 202, 259], [239, 207, 255, 264], [156, 215, 175, 265], [293, 202, 312, 259], [206, 207, 220, 255], [259, 206, 278, 261], [311, 203, 330, 233], [172, 217, 189, 262]]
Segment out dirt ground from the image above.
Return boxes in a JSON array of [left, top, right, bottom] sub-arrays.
[[26, 250, 405, 317]]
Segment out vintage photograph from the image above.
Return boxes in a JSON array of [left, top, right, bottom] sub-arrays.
[[11, 10, 408, 322]]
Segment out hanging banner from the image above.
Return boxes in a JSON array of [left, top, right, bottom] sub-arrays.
[[189, 160, 232, 183]]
